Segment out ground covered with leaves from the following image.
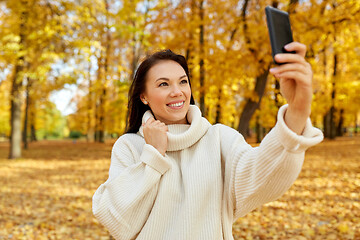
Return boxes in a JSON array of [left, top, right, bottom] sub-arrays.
[[0, 137, 359, 239]]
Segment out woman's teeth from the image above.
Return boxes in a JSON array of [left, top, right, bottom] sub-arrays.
[[168, 102, 184, 107]]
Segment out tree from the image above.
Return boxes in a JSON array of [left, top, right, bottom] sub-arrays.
[[236, 0, 273, 138], [8, 0, 29, 159]]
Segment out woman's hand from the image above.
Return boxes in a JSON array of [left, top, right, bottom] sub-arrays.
[[143, 118, 168, 156], [269, 42, 313, 135]]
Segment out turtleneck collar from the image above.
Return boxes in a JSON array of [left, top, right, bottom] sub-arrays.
[[138, 105, 211, 151]]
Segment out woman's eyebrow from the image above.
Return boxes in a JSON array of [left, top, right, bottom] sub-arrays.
[[155, 75, 187, 82]]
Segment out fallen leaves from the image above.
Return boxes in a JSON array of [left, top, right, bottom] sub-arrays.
[[0, 137, 359, 239], [233, 137, 360, 239], [0, 140, 114, 239]]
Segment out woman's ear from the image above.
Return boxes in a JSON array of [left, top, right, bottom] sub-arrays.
[[140, 94, 148, 105]]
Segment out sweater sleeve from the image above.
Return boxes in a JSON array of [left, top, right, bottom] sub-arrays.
[[92, 136, 171, 239], [219, 104, 323, 221]]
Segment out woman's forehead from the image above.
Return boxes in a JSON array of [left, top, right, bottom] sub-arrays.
[[147, 60, 186, 81]]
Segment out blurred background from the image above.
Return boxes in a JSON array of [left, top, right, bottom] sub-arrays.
[[1, 0, 359, 152], [0, 0, 359, 239]]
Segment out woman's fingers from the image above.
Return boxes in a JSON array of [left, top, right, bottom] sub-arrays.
[[270, 63, 309, 76], [144, 118, 167, 131], [145, 117, 155, 125], [145, 118, 164, 127], [277, 71, 309, 84], [143, 118, 168, 156], [283, 41, 307, 57], [271, 42, 313, 125], [274, 52, 306, 64], [153, 120, 166, 128], [273, 42, 307, 65]]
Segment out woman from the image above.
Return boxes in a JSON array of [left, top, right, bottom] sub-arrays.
[[93, 42, 323, 240]]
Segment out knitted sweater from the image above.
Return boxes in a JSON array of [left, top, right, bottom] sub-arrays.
[[92, 104, 323, 240]]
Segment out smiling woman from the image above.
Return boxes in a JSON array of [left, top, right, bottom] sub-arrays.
[[125, 50, 196, 134], [140, 60, 192, 125], [92, 47, 324, 240]]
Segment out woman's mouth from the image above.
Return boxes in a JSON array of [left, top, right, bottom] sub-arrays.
[[167, 101, 185, 109]]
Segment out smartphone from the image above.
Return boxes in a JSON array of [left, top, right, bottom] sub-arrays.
[[265, 6, 295, 64]]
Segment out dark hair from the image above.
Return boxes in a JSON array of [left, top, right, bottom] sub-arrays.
[[126, 49, 195, 133]]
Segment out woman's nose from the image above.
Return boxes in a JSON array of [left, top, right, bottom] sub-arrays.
[[170, 85, 183, 97]]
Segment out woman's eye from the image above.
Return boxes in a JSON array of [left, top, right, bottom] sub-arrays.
[[159, 82, 168, 87], [180, 79, 188, 84]]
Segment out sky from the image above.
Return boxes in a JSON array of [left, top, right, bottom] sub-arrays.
[[49, 84, 77, 116]]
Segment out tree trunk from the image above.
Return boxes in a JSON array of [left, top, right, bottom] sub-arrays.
[[94, 45, 103, 142], [213, 0, 250, 124], [199, 0, 205, 115], [256, 114, 264, 143], [87, 62, 94, 142], [237, 69, 269, 138], [215, 87, 222, 123], [125, 12, 141, 132], [30, 97, 37, 142], [185, 0, 196, 97], [274, 79, 281, 115], [94, 96, 100, 142], [323, 110, 331, 138], [236, 0, 270, 138], [329, 106, 336, 139], [272, 1, 281, 121], [22, 77, 31, 149], [185, 0, 196, 63], [98, 110, 105, 142], [336, 108, 344, 136], [328, 54, 337, 139], [9, 2, 28, 159], [30, 119, 37, 141], [10, 66, 23, 159], [287, 0, 299, 13], [98, 0, 112, 143]]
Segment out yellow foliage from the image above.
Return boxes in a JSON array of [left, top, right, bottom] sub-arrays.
[[0, 0, 359, 138], [337, 222, 349, 233]]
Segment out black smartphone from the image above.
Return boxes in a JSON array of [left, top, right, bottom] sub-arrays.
[[265, 6, 295, 64]]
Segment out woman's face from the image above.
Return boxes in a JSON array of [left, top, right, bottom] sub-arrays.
[[141, 60, 192, 125]]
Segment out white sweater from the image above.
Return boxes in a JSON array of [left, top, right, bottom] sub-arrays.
[[92, 105, 323, 240]]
